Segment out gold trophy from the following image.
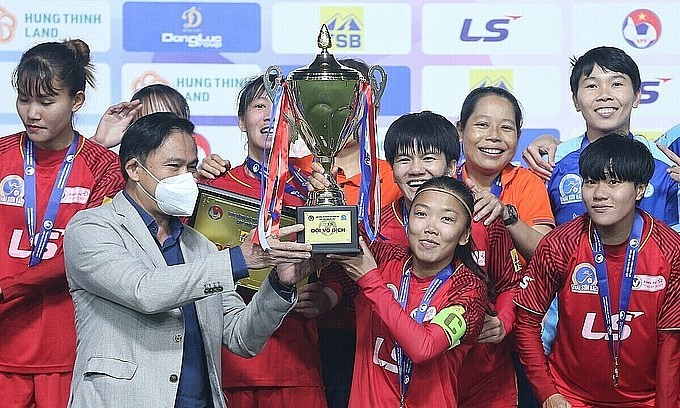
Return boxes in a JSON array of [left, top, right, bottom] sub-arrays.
[[264, 24, 386, 253]]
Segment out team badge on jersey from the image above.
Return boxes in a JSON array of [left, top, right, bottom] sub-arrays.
[[571, 263, 598, 294], [0, 174, 24, 207], [559, 173, 582, 204]]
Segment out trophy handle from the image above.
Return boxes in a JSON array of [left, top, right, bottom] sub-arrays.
[[264, 65, 283, 101], [368, 65, 387, 104]]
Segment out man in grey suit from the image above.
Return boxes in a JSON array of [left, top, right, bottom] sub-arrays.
[[64, 112, 314, 408]]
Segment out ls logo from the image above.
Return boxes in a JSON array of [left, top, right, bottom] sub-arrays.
[[639, 78, 671, 104], [581, 311, 644, 341], [8, 228, 64, 260], [460, 16, 520, 42], [372, 337, 397, 374]]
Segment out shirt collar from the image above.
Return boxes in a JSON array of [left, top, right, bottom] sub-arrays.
[[122, 190, 183, 240]]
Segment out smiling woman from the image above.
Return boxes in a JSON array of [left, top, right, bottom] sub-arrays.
[[457, 86, 554, 263]]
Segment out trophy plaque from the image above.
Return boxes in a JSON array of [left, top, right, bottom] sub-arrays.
[[189, 184, 296, 290], [264, 24, 386, 254]]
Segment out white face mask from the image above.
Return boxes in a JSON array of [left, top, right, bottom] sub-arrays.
[[135, 160, 198, 217]]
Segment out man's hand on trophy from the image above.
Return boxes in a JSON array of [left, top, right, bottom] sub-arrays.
[[239, 224, 313, 270], [308, 161, 339, 191], [276, 255, 327, 287], [198, 153, 231, 179]]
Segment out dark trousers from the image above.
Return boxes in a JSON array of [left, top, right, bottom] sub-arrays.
[[512, 352, 541, 408], [318, 327, 355, 408]]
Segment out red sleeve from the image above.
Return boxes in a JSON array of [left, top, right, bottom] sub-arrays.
[[514, 237, 563, 314], [658, 248, 680, 329], [487, 219, 523, 294], [357, 269, 454, 364], [86, 158, 124, 208], [368, 238, 410, 267], [0, 255, 65, 302], [494, 290, 516, 334], [487, 220, 521, 332], [655, 331, 680, 407], [79, 140, 124, 208], [515, 308, 558, 403]]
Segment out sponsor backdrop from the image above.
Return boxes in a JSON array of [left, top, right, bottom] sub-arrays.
[[0, 1, 677, 165]]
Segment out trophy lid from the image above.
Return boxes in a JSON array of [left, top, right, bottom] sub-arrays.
[[289, 25, 363, 81]]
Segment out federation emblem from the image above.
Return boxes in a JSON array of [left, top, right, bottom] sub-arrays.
[[571, 263, 598, 294], [622, 9, 662, 49], [207, 205, 223, 220], [559, 173, 582, 205], [0, 174, 24, 206]]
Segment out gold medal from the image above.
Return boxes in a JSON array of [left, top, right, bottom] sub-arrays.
[[612, 357, 619, 388]]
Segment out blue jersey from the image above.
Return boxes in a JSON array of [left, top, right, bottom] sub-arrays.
[[548, 132, 679, 230], [657, 123, 680, 155]]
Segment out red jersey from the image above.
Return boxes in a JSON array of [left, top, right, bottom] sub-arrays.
[[350, 240, 487, 408], [203, 162, 325, 388], [515, 211, 680, 406], [378, 197, 522, 407], [0, 132, 123, 373]]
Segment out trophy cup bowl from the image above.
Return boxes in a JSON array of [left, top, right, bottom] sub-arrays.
[[263, 25, 386, 253]]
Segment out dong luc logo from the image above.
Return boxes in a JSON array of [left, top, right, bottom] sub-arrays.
[[460, 16, 520, 42]]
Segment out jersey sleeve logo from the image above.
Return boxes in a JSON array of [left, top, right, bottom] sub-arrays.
[[510, 248, 522, 273], [559, 173, 582, 205], [571, 262, 598, 294], [0, 175, 24, 207]]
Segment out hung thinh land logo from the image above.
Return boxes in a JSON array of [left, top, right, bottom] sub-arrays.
[[321, 7, 364, 50]]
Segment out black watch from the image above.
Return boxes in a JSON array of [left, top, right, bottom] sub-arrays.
[[503, 204, 519, 226]]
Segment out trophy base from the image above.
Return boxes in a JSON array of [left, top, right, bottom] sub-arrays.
[[296, 205, 360, 254]]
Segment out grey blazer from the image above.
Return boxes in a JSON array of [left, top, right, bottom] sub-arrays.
[[64, 192, 294, 408]]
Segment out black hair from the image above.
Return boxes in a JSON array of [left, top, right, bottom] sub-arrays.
[[458, 86, 523, 137], [13, 39, 94, 98], [570, 46, 641, 96], [579, 133, 654, 185], [119, 112, 195, 181], [237, 75, 272, 119], [384, 111, 460, 166], [338, 58, 370, 78], [412, 176, 494, 300], [131, 84, 190, 120]]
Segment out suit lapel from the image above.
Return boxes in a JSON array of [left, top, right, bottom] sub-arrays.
[[112, 192, 168, 268]]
